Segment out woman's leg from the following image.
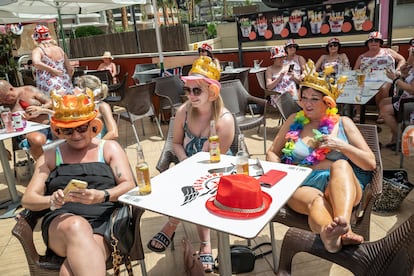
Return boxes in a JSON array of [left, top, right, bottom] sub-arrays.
[[379, 97, 398, 144], [48, 214, 108, 276], [148, 217, 179, 251], [375, 83, 392, 123], [197, 226, 214, 273]]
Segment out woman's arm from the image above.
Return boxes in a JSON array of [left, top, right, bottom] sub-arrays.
[[63, 51, 74, 77], [111, 63, 117, 78], [340, 53, 350, 68], [353, 55, 363, 70], [216, 111, 235, 154], [172, 104, 189, 162], [315, 55, 325, 72], [32, 48, 61, 77], [99, 102, 119, 140], [266, 67, 284, 90], [266, 113, 296, 162]]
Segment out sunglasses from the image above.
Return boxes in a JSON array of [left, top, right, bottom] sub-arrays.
[[286, 45, 297, 49], [60, 123, 90, 136], [368, 39, 382, 43], [199, 49, 208, 53], [184, 87, 203, 96], [329, 43, 339, 47]]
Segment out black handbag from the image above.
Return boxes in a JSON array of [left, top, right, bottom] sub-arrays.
[[215, 242, 272, 274], [104, 204, 135, 276], [373, 170, 414, 212]]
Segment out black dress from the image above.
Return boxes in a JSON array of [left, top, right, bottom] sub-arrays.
[[41, 162, 117, 247]]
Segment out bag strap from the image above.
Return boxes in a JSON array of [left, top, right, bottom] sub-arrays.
[[251, 242, 272, 259]]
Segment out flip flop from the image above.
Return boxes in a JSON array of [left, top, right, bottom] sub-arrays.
[[199, 253, 214, 273], [147, 231, 175, 253]]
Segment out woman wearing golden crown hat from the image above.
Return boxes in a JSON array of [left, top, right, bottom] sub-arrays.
[[21, 90, 135, 275], [147, 56, 235, 273], [267, 60, 376, 253]]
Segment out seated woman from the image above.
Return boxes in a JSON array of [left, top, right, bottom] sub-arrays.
[[21, 89, 135, 275], [266, 46, 299, 107], [76, 75, 118, 140], [97, 51, 118, 84], [379, 58, 414, 150], [266, 60, 376, 253], [147, 56, 235, 273], [315, 38, 350, 74]]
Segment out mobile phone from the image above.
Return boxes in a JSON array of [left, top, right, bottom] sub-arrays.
[[63, 179, 88, 196], [288, 64, 294, 73], [258, 169, 287, 188]]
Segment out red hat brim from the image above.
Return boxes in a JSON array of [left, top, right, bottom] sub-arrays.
[[50, 110, 97, 128], [181, 75, 221, 88], [205, 191, 272, 219]]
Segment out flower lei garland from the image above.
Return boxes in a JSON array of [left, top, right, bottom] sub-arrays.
[[281, 108, 339, 166]]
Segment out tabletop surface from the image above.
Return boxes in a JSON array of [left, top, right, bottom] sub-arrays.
[[135, 68, 161, 75], [119, 152, 311, 239], [0, 121, 50, 141], [221, 67, 250, 74]]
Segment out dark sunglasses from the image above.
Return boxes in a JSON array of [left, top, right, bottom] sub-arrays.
[[199, 49, 208, 53], [60, 123, 90, 136], [329, 43, 339, 47], [183, 87, 203, 96], [286, 45, 297, 49], [368, 39, 382, 43]]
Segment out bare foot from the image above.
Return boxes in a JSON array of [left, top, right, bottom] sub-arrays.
[[320, 216, 349, 253], [341, 231, 364, 246]]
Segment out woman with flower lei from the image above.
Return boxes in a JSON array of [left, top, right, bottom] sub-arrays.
[[267, 60, 376, 253]]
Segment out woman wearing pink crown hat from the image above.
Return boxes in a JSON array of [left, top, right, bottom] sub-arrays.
[[147, 56, 235, 273], [31, 25, 74, 96], [284, 39, 306, 78], [353, 31, 406, 124], [315, 37, 350, 74], [267, 59, 376, 253], [266, 45, 299, 106]]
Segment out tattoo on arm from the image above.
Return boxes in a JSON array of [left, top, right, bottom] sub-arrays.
[[115, 166, 122, 179]]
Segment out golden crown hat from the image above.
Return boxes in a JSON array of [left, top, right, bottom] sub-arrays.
[[50, 88, 98, 128], [300, 59, 348, 102], [182, 56, 221, 88]]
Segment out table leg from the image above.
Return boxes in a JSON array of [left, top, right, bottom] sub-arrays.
[[0, 140, 21, 218], [217, 231, 232, 276], [360, 105, 366, 124]]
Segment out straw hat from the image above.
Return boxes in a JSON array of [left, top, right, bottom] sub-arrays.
[[102, 51, 114, 60], [205, 174, 272, 218]]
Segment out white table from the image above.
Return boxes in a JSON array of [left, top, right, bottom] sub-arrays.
[[220, 67, 250, 90], [119, 152, 311, 275], [0, 121, 49, 218]]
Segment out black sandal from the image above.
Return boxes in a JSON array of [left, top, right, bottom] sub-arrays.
[[147, 231, 175, 253], [199, 253, 214, 273]]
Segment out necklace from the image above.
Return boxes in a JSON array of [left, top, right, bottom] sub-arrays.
[[281, 108, 339, 166]]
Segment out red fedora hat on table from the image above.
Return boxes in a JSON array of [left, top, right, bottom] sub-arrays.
[[206, 174, 272, 219]]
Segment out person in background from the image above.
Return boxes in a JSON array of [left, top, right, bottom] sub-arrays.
[[147, 56, 235, 273], [379, 53, 414, 150], [353, 31, 406, 124], [266, 60, 376, 253], [0, 80, 52, 160], [266, 46, 299, 107], [97, 51, 118, 84], [31, 25, 73, 96], [21, 90, 135, 276], [284, 39, 307, 79], [315, 38, 350, 74], [198, 43, 220, 68], [76, 75, 118, 140]]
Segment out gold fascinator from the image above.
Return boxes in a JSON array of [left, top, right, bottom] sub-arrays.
[[300, 59, 348, 102], [50, 88, 97, 128]]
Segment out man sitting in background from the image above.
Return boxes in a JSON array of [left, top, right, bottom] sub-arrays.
[[0, 80, 52, 160]]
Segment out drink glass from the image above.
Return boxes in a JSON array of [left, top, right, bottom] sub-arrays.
[[357, 72, 366, 87], [136, 163, 151, 195], [236, 152, 249, 175], [1, 109, 13, 133], [253, 60, 260, 70], [228, 61, 234, 69]]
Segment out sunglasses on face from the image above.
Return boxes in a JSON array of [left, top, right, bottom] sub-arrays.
[[368, 39, 381, 43], [199, 49, 208, 53], [60, 123, 90, 136], [287, 45, 297, 49], [183, 87, 203, 96], [329, 43, 339, 47]]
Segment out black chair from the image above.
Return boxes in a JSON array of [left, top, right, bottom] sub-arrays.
[[181, 64, 193, 76], [118, 82, 164, 145], [220, 79, 268, 153], [277, 215, 414, 276], [153, 75, 185, 122], [272, 92, 301, 122], [86, 70, 112, 85], [269, 124, 383, 272], [12, 208, 147, 276], [104, 73, 128, 109]]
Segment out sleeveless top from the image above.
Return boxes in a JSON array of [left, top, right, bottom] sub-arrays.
[[183, 111, 232, 156], [35, 47, 73, 96], [41, 140, 117, 247], [271, 71, 298, 97], [320, 55, 343, 74], [359, 48, 395, 72], [291, 118, 348, 163], [393, 69, 414, 111]]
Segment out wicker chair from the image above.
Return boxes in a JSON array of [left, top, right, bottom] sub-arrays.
[[156, 114, 242, 173], [11, 208, 147, 276], [269, 123, 383, 272], [153, 75, 185, 122], [220, 79, 268, 153], [277, 214, 414, 276], [104, 72, 129, 109]]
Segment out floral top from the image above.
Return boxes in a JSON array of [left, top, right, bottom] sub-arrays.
[[393, 68, 414, 111], [360, 48, 396, 73]]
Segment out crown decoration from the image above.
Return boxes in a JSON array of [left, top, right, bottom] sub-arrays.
[[51, 88, 96, 122], [300, 59, 347, 101], [189, 56, 221, 81]]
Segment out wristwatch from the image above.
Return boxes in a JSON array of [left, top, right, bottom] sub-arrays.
[[103, 190, 110, 202]]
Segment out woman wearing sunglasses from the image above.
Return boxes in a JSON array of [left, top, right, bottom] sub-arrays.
[[284, 39, 307, 78], [21, 89, 135, 275], [353, 31, 406, 124], [315, 38, 350, 74], [147, 56, 235, 273]]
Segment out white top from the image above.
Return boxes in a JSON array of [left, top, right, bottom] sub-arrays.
[[119, 152, 311, 239]]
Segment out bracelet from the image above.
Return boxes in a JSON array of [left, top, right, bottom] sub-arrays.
[[392, 77, 400, 86]]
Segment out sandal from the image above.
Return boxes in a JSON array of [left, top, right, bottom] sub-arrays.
[[147, 231, 175, 253], [199, 241, 214, 273]]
